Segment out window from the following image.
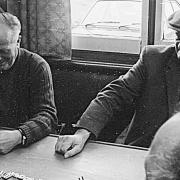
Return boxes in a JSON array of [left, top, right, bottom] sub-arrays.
[[71, 0, 148, 54], [71, 0, 180, 59], [73, 1, 141, 38], [155, 0, 180, 45]]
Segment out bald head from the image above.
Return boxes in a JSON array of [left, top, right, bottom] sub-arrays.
[[0, 13, 21, 71], [0, 12, 21, 32], [145, 113, 180, 180], [0, 12, 21, 44]]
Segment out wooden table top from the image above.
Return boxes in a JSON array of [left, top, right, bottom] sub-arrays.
[[0, 135, 148, 180]]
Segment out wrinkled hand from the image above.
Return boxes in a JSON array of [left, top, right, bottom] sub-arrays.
[[55, 129, 91, 158], [0, 130, 22, 154]]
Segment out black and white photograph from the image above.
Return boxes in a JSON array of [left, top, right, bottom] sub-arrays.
[[0, 0, 180, 179]]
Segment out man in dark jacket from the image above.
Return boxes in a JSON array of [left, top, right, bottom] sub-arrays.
[[55, 10, 180, 158], [0, 12, 57, 154]]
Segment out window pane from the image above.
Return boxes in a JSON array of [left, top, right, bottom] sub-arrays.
[[163, 0, 180, 40], [71, 0, 97, 28], [71, 0, 142, 38]]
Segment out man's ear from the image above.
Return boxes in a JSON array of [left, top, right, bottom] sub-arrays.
[[17, 35, 21, 47]]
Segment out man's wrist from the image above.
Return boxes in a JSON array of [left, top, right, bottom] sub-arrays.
[[13, 130, 22, 145], [75, 128, 91, 139], [17, 129, 27, 146]]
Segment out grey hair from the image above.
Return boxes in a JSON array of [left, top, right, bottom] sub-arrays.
[[0, 12, 21, 33]]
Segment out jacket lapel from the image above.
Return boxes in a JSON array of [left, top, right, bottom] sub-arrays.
[[166, 51, 179, 117]]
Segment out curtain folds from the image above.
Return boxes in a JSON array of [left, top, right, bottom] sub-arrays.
[[7, 0, 71, 60]]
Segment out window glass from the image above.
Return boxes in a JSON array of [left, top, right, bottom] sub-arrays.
[[70, 0, 144, 55], [71, 0, 97, 28], [163, 0, 180, 40], [71, 0, 142, 38]]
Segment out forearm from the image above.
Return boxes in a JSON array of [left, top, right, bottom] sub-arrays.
[[77, 82, 134, 138], [77, 56, 146, 138], [76, 100, 110, 138], [18, 112, 55, 145]]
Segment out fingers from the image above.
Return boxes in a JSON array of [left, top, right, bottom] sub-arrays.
[[55, 136, 73, 155], [64, 144, 83, 158], [0, 147, 11, 154], [55, 134, 85, 158]]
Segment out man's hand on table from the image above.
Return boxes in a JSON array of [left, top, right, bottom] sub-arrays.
[[55, 129, 91, 158], [0, 130, 22, 154]]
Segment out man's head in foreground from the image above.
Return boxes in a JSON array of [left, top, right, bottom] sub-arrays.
[[0, 12, 21, 71], [145, 111, 180, 180]]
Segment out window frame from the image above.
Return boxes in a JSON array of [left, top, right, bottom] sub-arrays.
[[72, 0, 149, 55]]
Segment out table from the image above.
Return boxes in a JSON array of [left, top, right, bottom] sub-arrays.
[[0, 135, 148, 180]]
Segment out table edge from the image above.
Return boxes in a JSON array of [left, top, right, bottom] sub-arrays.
[[49, 134, 148, 151]]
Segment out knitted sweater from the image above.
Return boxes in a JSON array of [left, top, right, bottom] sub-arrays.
[[0, 48, 58, 145]]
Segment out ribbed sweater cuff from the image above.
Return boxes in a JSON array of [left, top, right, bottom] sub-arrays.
[[18, 125, 32, 146]]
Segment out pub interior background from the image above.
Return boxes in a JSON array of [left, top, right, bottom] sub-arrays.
[[0, 0, 177, 142]]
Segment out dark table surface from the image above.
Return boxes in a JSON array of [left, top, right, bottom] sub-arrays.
[[0, 135, 148, 180]]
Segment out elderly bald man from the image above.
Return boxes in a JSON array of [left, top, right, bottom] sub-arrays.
[[145, 110, 180, 180]]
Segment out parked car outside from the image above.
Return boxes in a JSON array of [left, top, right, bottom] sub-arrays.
[[72, 0, 180, 40]]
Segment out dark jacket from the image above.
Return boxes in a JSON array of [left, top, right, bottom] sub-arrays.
[[0, 48, 58, 145], [77, 44, 179, 148]]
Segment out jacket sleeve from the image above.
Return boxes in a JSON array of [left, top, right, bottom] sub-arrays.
[[77, 47, 148, 138], [18, 56, 58, 145]]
